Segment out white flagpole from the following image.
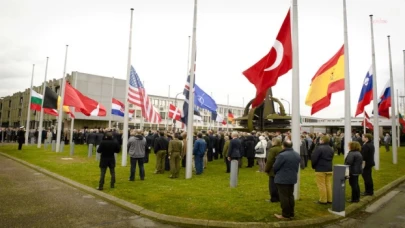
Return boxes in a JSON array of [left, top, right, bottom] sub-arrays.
[[25, 64, 35, 145], [397, 89, 400, 147], [363, 111, 366, 134], [343, 0, 352, 158], [37, 57, 49, 148], [186, 0, 198, 179], [122, 8, 134, 167], [141, 80, 145, 130], [369, 15, 380, 170], [291, 0, 301, 200], [387, 35, 397, 164], [165, 85, 170, 130], [69, 71, 77, 145], [56, 45, 69, 152], [109, 76, 115, 129]]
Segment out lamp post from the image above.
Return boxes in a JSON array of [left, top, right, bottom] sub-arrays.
[[173, 92, 183, 132], [280, 98, 290, 116]]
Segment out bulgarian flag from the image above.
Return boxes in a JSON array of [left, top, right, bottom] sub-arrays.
[[30, 89, 43, 111]]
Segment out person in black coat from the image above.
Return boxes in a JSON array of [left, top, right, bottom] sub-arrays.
[[17, 127, 25, 150], [244, 135, 256, 168], [86, 129, 96, 157], [345, 141, 363, 203], [361, 133, 375, 196], [96, 132, 120, 190], [145, 131, 155, 163]]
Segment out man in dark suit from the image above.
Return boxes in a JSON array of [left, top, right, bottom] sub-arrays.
[[273, 140, 301, 219], [361, 133, 375, 196], [227, 131, 241, 163], [96, 132, 120, 190], [17, 127, 25, 150]]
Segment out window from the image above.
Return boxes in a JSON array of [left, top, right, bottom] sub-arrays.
[[160, 112, 166, 119], [55, 86, 60, 95], [18, 109, 22, 117], [20, 97, 23, 104], [9, 100, 11, 107]]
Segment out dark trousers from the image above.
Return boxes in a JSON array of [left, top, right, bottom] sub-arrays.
[[129, 157, 145, 180], [144, 150, 150, 163], [195, 155, 203, 174], [225, 157, 230, 173], [349, 174, 360, 201], [269, 176, 279, 202], [182, 155, 186, 168], [99, 165, 115, 188], [18, 142, 23, 150], [247, 157, 254, 167], [207, 148, 213, 161], [385, 142, 390, 152], [164, 154, 170, 171], [337, 148, 343, 155], [276, 184, 295, 218], [213, 149, 219, 160], [362, 167, 374, 194]]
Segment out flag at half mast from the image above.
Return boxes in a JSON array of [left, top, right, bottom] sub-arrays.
[[305, 45, 345, 115], [127, 66, 161, 123]]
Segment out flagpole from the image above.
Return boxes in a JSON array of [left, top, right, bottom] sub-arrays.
[[397, 89, 400, 147], [69, 71, 77, 146], [186, 0, 198, 180], [37, 58, 49, 148], [387, 35, 397, 164], [363, 111, 366, 134], [343, 0, 352, 158], [109, 76, 115, 129], [56, 45, 69, 152], [369, 15, 380, 170], [141, 80, 145, 130], [165, 85, 170, 130], [122, 8, 134, 167], [25, 64, 35, 145], [291, 0, 301, 200]]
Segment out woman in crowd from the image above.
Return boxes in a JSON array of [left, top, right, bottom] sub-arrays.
[[255, 135, 267, 172], [345, 141, 363, 203]]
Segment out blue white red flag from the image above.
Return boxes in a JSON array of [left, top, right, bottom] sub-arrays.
[[355, 66, 373, 116], [111, 98, 124, 117], [378, 80, 391, 118]]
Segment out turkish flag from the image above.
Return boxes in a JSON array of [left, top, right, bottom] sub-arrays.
[[64, 82, 107, 117], [243, 9, 292, 108], [169, 104, 181, 121]]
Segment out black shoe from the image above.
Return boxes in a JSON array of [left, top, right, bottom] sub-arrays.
[[110, 184, 114, 188], [327, 202, 332, 204], [361, 192, 374, 196], [96, 187, 103, 190], [347, 200, 359, 203], [315, 201, 327, 205]]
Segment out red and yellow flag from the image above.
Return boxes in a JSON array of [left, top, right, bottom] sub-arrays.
[[305, 45, 344, 115]]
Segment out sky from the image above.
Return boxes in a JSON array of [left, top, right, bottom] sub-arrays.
[[1, 0, 404, 118]]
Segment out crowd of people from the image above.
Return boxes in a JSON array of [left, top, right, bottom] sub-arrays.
[[1, 126, 386, 220]]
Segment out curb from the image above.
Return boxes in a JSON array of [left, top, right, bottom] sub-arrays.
[[1, 152, 404, 227]]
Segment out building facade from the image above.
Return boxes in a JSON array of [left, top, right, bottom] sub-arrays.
[[0, 72, 245, 131]]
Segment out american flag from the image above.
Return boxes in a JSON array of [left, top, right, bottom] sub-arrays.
[[128, 66, 161, 123]]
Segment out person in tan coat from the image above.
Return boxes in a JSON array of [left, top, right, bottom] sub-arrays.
[[222, 136, 230, 173], [168, 133, 183, 178], [264, 137, 283, 203]]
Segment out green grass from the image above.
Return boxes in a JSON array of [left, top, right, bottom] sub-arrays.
[[1, 143, 404, 223]]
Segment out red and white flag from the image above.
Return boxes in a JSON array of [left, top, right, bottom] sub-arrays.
[[361, 112, 374, 130], [127, 66, 161, 123], [64, 83, 106, 116], [243, 9, 292, 108], [168, 104, 181, 121]]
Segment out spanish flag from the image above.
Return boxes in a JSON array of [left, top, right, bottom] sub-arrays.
[[305, 45, 344, 115]]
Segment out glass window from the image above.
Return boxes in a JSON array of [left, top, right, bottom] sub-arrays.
[[9, 100, 11, 107], [20, 97, 23, 104], [18, 109, 22, 117]]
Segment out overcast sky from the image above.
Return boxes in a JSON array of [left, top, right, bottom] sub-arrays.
[[1, 0, 404, 118]]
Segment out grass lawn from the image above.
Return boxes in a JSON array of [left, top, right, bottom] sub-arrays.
[[1, 143, 404, 223]]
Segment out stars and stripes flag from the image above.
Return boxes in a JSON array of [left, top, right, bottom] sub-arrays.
[[127, 66, 161, 123]]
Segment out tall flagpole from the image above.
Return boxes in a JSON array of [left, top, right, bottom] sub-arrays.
[[369, 15, 380, 170], [165, 85, 170, 130], [109, 76, 115, 129], [186, 0, 198, 179], [25, 64, 35, 145], [69, 71, 77, 145], [37, 58, 49, 148], [363, 111, 366, 134], [122, 8, 134, 167], [397, 89, 400, 146], [291, 0, 301, 200], [387, 35, 397, 164], [343, 0, 352, 158], [56, 45, 69, 152]]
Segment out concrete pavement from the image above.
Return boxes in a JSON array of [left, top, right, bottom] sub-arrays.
[[324, 182, 405, 228], [0, 155, 178, 228]]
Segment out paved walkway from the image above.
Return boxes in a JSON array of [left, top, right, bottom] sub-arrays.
[[324, 182, 405, 228], [0, 155, 178, 228]]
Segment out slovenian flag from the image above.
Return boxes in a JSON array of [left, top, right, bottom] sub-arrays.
[[377, 80, 391, 119], [111, 98, 124, 117], [355, 66, 373, 117]]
